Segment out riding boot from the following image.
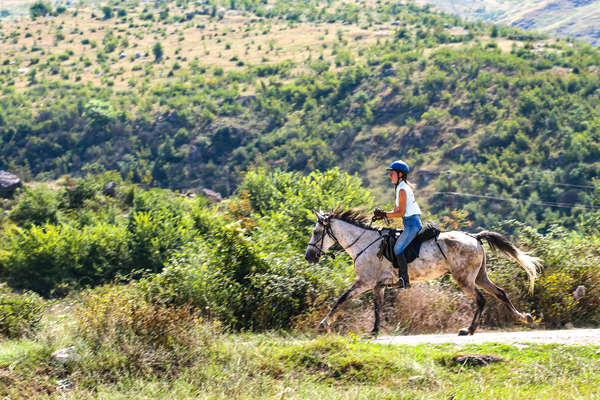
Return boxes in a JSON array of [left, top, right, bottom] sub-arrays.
[[392, 253, 410, 289]]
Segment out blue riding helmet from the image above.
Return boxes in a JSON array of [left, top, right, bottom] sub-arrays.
[[386, 160, 409, 173]]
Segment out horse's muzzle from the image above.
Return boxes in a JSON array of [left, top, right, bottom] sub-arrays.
[[305, 249, 320, 264]]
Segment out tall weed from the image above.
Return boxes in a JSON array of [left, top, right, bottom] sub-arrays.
[[73, 284, 218, 379]]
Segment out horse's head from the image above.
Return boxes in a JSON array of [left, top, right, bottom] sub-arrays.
[[305, 210, 337, 264]]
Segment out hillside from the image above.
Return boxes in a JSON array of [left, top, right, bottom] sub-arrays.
[[0, 0, 599, 230], [416, 0, 600, 46]]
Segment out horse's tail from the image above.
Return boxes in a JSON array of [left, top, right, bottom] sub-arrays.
[[473, 231, 542, 294]]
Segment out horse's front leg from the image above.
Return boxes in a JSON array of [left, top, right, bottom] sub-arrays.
[[318, 281, 366, 331], [370, 284, 385, 337]]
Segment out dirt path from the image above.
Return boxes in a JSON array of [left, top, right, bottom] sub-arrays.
[[372, 328, 600, 346]]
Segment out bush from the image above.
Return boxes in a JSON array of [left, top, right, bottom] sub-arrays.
[[29, 0, 51, 18], [61, 178, 98, 209], [0, 223, 131, 296], [127, 196, 196, 273], [142, 223, 268, 330], [9, 185, 60, 228], [0, 283, 45, 338], [482, 222, 600, 328]]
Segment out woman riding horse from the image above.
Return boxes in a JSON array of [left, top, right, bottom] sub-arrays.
[[306, 161, 542, 335], [373, 160, 422, 289]]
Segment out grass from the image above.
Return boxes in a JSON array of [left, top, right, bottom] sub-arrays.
[[2, 328, 600, 399]]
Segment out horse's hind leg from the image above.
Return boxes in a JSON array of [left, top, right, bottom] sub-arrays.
[[454, 277, 486, 336], [318, 281, 367, 332], [476, 263, 533, 324]]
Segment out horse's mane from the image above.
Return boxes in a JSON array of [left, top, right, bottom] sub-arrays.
[[326, 208, 374, 230], [326, 208, 443, 238]]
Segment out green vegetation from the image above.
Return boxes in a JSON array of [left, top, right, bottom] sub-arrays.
[[0, 170, 369, 329], [1, 170, 600, 333], [0, 2, 599, 396], [29, 0, 52, 19]]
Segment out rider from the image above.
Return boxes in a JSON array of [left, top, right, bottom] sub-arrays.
[[373, 160, 422, 288]]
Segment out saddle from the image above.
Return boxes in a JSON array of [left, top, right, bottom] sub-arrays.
[[377, 223, 442, 265]]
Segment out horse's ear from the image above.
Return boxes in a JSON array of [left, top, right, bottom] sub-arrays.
[[314, 210, 324, 220]]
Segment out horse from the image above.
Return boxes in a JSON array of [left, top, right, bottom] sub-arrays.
[[304, 209, 542, 336]]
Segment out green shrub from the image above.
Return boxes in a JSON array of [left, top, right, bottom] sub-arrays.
[[0, 283, 45, 338], [142, 223, 267, 330], [143, 245, 340, 331], [29, 0, 51, 18], [482, 222, 600, 328], [9, 185, 60, 228], [0, 223, 131, 296], [61, 178, 98, 210], [127, 189, 197, 273], [140, 168, 368, 330]]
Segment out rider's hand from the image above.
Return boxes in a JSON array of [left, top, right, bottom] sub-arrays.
[[372, 208, 387, 221]]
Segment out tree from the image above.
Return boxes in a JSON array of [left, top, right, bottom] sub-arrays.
[[101, 6, 113, 20], [152, 42, 164, 61], [29, 0, 51, 19]]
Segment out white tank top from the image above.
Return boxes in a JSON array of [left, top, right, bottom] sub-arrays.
[[396, 181, 421, 217]]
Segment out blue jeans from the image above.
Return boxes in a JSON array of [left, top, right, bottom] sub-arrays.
[[394, 214, 422, 256]]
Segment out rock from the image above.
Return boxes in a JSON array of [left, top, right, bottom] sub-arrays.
[[56, 379, 73, 391], [102, 182, 117, 197], [573, 285, 586, 300], [201, 188, 222, 202], [565, 322, 575, 329], [0, 171, 22, 198], [51, 346, 81, 364], [452, 354, 504, 367]]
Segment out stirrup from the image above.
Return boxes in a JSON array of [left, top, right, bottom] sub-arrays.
[[389, 277, 410, 289]]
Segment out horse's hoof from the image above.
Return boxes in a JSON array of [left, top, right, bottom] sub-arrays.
[[458, 328, 470, 336], [525, 313, 534, 324], [369, 330, 379, 338], [317, 321, 328, 331]]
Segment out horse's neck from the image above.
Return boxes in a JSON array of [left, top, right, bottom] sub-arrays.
[[330, 219, 377, 259]]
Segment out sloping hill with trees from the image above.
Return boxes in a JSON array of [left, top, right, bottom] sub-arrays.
[[2, 4, 600, 395], [416, 0, 600, 46], [0, 0, 599, 231]]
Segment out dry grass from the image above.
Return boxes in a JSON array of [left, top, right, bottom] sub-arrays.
[[0, 5, 395, 93], [299, 281, 476, 335]]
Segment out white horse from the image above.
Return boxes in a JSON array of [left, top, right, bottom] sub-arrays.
[[305, 209, 542, 336]]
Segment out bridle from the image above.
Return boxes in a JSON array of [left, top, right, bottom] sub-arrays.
[[307, 216, 378, 261], [306, 217, 338, 259]]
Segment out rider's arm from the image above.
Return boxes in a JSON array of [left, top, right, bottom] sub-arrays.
[[386, 189, 406, 219]]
